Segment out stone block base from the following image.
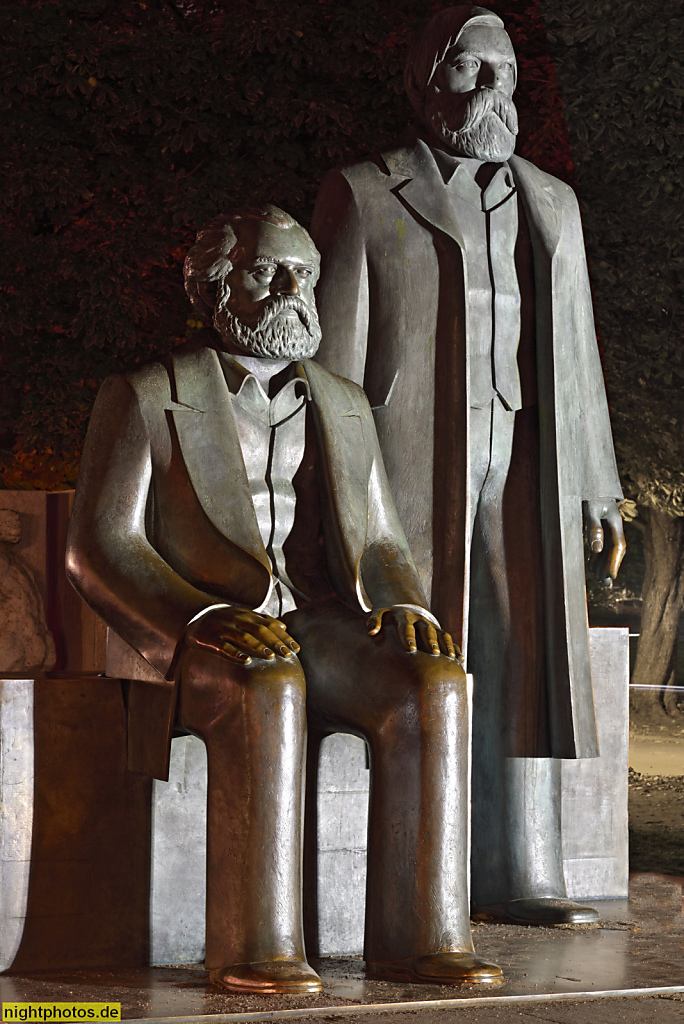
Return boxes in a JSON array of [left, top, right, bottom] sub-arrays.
[[561, 627, 630, 900], [1, 627, 628, 968], [1, 677, 151, 971]]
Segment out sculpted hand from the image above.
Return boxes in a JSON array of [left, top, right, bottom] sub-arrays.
[[367, 607, 461, 661], [583, 498, 627, 584], [184, 607, 300, 665]]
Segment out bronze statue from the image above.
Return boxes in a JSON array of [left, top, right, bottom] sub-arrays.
[[66, 206, 502, 992], [311, 6, 626, 924]]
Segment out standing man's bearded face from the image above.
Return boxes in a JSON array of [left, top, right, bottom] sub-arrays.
[[424, 24, 519, 162], [214, 220, 322, 360]]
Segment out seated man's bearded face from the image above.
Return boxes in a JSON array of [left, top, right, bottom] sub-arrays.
[[214, 220, 322, 360], [425, 24, 519, 162]]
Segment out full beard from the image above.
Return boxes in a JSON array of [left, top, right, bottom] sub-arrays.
[[426, 87, 519, 163], [214, 294, 322, 360]]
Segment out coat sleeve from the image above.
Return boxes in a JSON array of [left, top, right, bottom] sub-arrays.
[[562, 191, 623, 501], [353, 387, 431, 612], [310, 168, 370, 386], [66, 374, 222, 678]]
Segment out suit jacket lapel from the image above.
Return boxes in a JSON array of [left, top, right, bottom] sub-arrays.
[[169, 347, 271, 572], [383, 142, 563, 262], [384, 139, 466, 252], [509, 155, 562, 260], [167, 350, 371, 609], [299, 360, 368, 596]]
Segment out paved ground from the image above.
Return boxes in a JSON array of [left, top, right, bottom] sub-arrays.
[[629, 769, 684, 875], [630, 736, 684, 776], [2, 875, 683, 1022], [3, 751, 683, 1023], [289, 995, 684, 1022]]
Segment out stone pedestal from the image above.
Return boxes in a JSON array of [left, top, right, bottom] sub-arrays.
[[0, 681, 34, 972], [0, 627, 629, 968], [0, 676, 151, 971], [561, 627, 630, 900], [150, 737, 207, 965], [312, 733, 370, 957]]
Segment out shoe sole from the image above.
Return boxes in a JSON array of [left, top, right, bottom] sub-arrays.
[[367, 961, 504, 985], [209, 968, 323, 994]]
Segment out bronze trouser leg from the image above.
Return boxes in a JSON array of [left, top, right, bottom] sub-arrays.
[[286, 600, 473, 963], [468, 401, 565, 906], [175, 647, 307, 971]]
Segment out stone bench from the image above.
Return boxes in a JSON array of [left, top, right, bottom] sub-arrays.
[[0, 627, 628, 970]]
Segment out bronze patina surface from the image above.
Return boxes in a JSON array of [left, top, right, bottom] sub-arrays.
[[311, 6, 626, 921], [66, 206, 500, 992]]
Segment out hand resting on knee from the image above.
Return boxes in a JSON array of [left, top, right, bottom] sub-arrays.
[[183, 606, 301, 665], [367, 606, 461, 662]]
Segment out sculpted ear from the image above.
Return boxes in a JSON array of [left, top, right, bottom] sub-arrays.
[[186, 278, 219, 319], [199, 280, 219, 311]]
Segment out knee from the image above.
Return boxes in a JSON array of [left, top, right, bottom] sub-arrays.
[[399, 651, 467, 696], [240, 652, 307, 696], [178, 649, 306, 734], [230, 659, 308, 723], [392, 654, 468, 729], [366, 653, 468, 746]]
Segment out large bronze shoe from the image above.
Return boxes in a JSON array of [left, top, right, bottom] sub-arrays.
[[368, 951, 503, 985], [210, 960, 323, 994], [478, 897, 600, 926]]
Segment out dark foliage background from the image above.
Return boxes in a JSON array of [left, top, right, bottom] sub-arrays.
[[541, 0, 684, 710], [3, 0, 681, 705], [0, 0, 571, 488], [543, 0, 683, 518]]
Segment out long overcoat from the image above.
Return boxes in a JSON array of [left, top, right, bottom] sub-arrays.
[[311, 139, 622, 759], [66, 345, 428, 777]]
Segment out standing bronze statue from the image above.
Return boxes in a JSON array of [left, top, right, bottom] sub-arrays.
[[66, 205, 503, 991], [311, 6, 626, 924]]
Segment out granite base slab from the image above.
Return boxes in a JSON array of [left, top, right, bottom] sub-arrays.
[[1, 875, 682, 1020]]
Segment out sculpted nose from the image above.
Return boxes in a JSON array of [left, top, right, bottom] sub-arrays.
[[478, 63, 502, 91], [274, 267, 299, 296]]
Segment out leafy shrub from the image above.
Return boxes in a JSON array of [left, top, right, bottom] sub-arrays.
[[0, 0, 571, 487]]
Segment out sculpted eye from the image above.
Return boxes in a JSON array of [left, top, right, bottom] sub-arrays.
[[253, 265, 276, 279], [454, 59, 479, 70], [296, 268, 313, 279]]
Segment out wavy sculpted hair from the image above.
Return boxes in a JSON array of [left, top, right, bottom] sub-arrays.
[[184, 204, 319, 318]]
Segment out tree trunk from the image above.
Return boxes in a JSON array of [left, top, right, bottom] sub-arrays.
[[630, 508, 684, 728]]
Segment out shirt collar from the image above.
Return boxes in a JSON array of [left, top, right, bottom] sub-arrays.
[[429, 145, 516, 212], [218, 351, 311, 426]]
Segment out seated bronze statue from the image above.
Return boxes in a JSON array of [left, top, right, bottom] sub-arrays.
[[66, 205, 502, 993]]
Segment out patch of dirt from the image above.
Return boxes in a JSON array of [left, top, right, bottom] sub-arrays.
[[630, 713, 684, 740], [629, 767, 684, 875]]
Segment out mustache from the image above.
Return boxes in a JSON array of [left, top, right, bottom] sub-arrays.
[[449, 88, 519, 136], [252, 294, 314, 331]]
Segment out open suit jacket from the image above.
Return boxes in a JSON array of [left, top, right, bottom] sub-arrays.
[[311, 138, 623, 759], [66, 344, 428, 779]]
